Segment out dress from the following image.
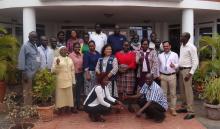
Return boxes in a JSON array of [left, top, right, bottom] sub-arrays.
[[51, 56, 76, 108]]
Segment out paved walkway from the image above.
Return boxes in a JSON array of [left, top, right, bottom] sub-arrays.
[[33, 110, 206, 129]]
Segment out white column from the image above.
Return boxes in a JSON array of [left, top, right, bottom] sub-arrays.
[[23, 8, 36, 43], [182, 9, 194, 44], [154, 22, 162, 39], [162, 22, 169, 41]]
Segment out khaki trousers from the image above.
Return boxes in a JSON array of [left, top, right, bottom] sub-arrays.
[[160, 74, 177, 110], [179, 69, 194, 112], [22, 77, 33, 105]]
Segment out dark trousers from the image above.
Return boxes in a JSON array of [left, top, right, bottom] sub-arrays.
[[75, 73, 84, 109], [138, 98, 166, 121]]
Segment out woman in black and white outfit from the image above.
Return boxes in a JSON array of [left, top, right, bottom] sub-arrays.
[[83, 73, 124, 122]]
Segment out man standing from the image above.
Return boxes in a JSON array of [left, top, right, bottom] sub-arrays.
[[37, 36, 54, 70], [89, 24, 107, 53], [18, 31, 41, 105], [107, 25, 126, 55], [49, 37, 59, 57], [177, 32, 199, 119], [57, 31, 66, 47], [149, 32, 163, 54], [158, 41, 179, 116]]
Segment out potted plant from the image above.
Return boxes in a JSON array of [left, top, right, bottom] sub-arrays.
[[33, 69, 56, 122], [4, 92, 37, 129], [202, 77, 220, 120], [0, 27, 19, 103]]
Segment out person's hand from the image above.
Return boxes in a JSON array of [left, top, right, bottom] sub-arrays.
[[136, 110, 142, 117], [86, 72, 91, 81], [170, 62, 175, 68], [56, 58, 60, 65], [122, 95, 128, 101], [184, 73, 192, 81], [112, 105, 122, 110]]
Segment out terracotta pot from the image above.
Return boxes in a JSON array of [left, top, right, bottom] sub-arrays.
[[37, 105, 54, 122], [10, 123, 34, 129], [204, 103, 220, 120], [0, 81, 6, 103]]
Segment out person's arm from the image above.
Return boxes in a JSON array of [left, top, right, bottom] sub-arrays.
[[18, 45, 26, 71], [170, 52, 179, 70], [136, 101, 152, 117], [95, 58, 101, 75], [189, 46, 199, 75], [71, 58, 76, 85], [108, 58, 118, 78], [95, 86, 111, 107], [125, 92, 142, 100], [105, 86, 116, 103], [127, 52, 136, 69]]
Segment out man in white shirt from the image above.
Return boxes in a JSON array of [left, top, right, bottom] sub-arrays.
[[38, 36, 54, 70], [177, 32, 199, 120], [89, 24, 107, 53], [158, 41, 179, 116]]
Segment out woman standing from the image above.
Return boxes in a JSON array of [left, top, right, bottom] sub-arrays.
[[96, 44, 118, 98], [51, 46, 76, 114], [69, 43, 84, 110], [81, 33, 90, 54], [137, 39, 159, 87], [83, 40, 101, 96], [66, 30, 83, 53], [115, 41, 137, 112]]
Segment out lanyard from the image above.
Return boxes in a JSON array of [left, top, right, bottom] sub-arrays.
[[164, 52, 171, 71], [41, 46, 48, 64]]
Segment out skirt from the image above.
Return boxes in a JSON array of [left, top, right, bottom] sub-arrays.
[[117, 70, 136, 95], [84, 71, 96, 96], [56, 86, 74, 108]]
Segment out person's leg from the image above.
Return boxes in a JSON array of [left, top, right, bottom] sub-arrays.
[[160, 74, 168, 101], [75, 73, 84, 110], [178, 70, 187, 109], [22, 77, 32, 105], [168, 74, 177, 116], [145, 102, 166, 122]]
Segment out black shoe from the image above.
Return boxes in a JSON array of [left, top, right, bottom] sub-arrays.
[[176, 108, 188, 113], [154, 119, 164, 123], [184, 114, 195, 120]]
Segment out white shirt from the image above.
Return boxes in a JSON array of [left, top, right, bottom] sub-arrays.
[[89, 32, 107, 53], [38, 46, 54, 69], [159, 51, 179, 74], [179, 42, 199, 74], [83, 85, 116, 107]]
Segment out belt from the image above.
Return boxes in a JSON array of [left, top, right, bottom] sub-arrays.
[[179, 67, 191, 70], [160, 72, 176, 76]]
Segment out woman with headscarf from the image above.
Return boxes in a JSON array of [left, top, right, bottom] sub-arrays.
[[51, 46, 77, 114]]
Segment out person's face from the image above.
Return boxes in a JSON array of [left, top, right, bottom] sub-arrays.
[[123, 42, 130, 52], [180, 33, 188, 44], [29, 33, 38, 44], [60, 47, 67, 57], [50, 38, 57, 48], [163, 42, 171, 53], [133, 35, 139, 43], [74, 44, 81, 54], [145, 74, 153, 86], [95, 25, 101, 34], [114, 26, 120, 35], [89, 42, 96, 52], [150, 33, 157, 42], [58, 33, 65, 41], [41, 37, 48, 47], [84, 35, 89, 43], [141, 41, 149, 51], [101, 77, 110, 86], [71, 31, 77, 38], [104, 46, 112, 56]]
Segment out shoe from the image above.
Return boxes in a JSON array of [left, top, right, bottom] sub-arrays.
[[154, 119, 164, 123], [71, 107, 78, 114], [170, 109, 177, 116], [128, 105, 135, 113], [176, 108, 188, 113], [184, 114, 195, 120]]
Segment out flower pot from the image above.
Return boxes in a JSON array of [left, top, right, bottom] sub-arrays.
[[204, 103, 220, 120], [37, 105, 54, 122], [0, 81, 6, 103], [10, 122, 34, 129]]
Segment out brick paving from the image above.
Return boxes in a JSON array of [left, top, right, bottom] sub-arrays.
[[33, 110, 206, 129]]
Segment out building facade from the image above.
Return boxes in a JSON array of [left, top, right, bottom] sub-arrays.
[[0, 0, 220, 48]]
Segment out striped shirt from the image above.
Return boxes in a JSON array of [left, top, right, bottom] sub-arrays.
[[140, 82, 168, 110]]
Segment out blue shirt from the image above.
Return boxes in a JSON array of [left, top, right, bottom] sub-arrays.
[[18, 41, 41, 79], [107, 34, 126, 54], [140, 82, 168, 110], [83, 51, 101, 71]]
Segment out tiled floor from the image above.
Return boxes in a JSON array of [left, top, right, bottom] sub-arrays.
[[33, 110, 206, 129]]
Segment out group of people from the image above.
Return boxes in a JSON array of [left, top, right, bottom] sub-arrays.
[[18, 24, 199, 123]]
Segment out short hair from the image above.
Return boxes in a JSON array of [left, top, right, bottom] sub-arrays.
[[141, 38, 149, 45], [101, 44, 112, 57], [162, 41, 171, 45], [73, 42, 80, 48], [185, 32, 191, 40], [96, 73, 109, 85], [88, 40, 96, 45], [57, 31, 65, 37]]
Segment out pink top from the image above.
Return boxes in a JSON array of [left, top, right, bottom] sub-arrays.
[[66, 38, 83, 53], [69, 52, 83, 73]]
